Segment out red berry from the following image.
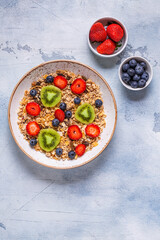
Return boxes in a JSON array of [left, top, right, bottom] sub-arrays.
[[97, 39, 116, 55], [54, 109, 65, 122], [89, 22, 107, 42], [71, 78, 86, 94], [26, 102, 41, 116], [85, 124, 100, 138], [53, 76, 67, 89], [75, 144, 86, 156], [26, 121, 40, 136], [68, 125, 82, 140], [107, 23, 124, 42]]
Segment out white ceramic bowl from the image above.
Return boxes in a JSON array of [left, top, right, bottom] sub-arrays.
[[88, 17, 128, 58], [119, 56, 153, 91], [8, 60, 117, 169]]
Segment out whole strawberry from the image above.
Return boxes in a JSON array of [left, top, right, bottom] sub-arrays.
[[107, 23, 124, 42], [89, 22, 107, 42], [97, 39, 116, 55]]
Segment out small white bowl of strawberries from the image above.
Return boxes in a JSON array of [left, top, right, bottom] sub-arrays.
[[88, 17, 128, 58]]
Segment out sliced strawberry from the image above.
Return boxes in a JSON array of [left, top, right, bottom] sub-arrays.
[[68, 125, 82, 140], [26, 102, 41, 116], [97, 39, 116, 55], [85, 124, 100, 138], [75, 144, 86, 156], [53, 75, 67, 89], [89, 22, 107, 42], [71, 78, 86, 94], [54, 109, 65, 122], [26, 121, 40, 136], [107, 23, 124, 42]]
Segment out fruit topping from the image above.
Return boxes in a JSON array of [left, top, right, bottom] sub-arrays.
[[52, 118, 60, 127], [95, 99, 103, 108], [89, 22, 107, 42], [74, 97, 81, 105], [97, 39, 116, 55], [127, 68, 135, 77], [68, 150, 76, 160], [55, 109, 65, 122], [38, 129, 60, 152], [107, 23, 124, 42], [60, 102, 66, 111], [46, 75, 54, 83], [68, 125, 82, 140], [75, 103, 95, 124], [138, 79, 146, 88], [53, 75, 67, 89], [133, 74, 140, 81], [75, 144, 86, 156], [56, 148, 63, 156], [85, 124, 100, 138], [140, 61, 147, 69], [40, 85, 61, 107], [141, 72, 149, 81], [65, 110, 72, 119], [26, 121, 40, 136], [30, 89, 37, 97], [26, 102, 41, 116], [122, 63, 130, 72], [30, 138, 37, 147], [129, 59, 137, 68], [122, 73, 131, 84], [135, 64, 144, 75], [71, 78, 86, 94], [130, 81, 138, 88]]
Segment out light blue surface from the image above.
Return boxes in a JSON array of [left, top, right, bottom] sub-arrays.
[[0, 0, 160, 239]]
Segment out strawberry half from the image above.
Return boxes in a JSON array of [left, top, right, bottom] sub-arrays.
[[97, 39, 116, 55], [68, 125, 82, 140], [26, 121, 40, 136], [53, 76, 67, 89], [89, 22, 107, 42], [85, 124, 100, 138], [107, 23, 124, 42], [75, 144, 86, 156], [26, 102, 41, 116], [54, 109, 65, 122], [71, 78, 86, 94]]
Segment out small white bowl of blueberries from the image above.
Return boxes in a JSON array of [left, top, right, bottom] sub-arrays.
[[119, 56, 153, 90]]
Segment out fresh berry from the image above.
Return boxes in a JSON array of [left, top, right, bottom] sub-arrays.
[[89, 22, 107, 42], [68, 150, 76, 160], [74, 97, 81, 104], [54, 76, 67, 89], [55, 109, 65, 122], [135, 64, 144, 75], [85, 124, 100, 138], [133, 74, 140, 81], [52, 118, 60, 127], [141, 72, 149, 81], [26, 102, 41, 116], [122, 73, 131, 83], [138, 79, 146, 88], [130, 81, 138, 88], [30, 89, 37, 97], [75, 144, 86, 156], [65, 110, 72, 119], [46, 75, 54, 83], [122, 63, 130, 72], [129, 59, 137, 68], [68, 125, 82, 140], [140, 61, 147, 69], [60, 102, 66, 111], [107, 23, 124, 42], [127, 68, 135, 77], [26, 121, 40, 136], [30, 138, 37, 147], [56, 148, 63, 156], [95, 99, 103, 108], [97, 39, 116, 55], [71, 78, 86, 94]]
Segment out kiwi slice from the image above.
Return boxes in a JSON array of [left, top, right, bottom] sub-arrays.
[[75, 103, 95, 124], [40, 85, 61, 107], [38, 129, 60, 152]]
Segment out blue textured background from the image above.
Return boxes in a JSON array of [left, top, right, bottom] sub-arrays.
[[0, 0, 160, 239]]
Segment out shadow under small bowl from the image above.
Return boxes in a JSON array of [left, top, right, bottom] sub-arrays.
[[88, 17, 128, 58], [119, 56, 153, 91]]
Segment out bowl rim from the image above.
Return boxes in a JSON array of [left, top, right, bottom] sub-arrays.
[[118, 56, 153, 91], [88, 16, 128, 58], [8, 60, 117, 169]]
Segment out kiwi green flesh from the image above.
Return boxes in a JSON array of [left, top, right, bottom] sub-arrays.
[[41, 86, 61, 107], [75, 103, 95, 124], [38, 129, 60, 152]]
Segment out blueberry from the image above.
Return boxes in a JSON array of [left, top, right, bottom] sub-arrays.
[[129, 59, 137, 68], [56, 148, 63, 156], [60, 102, 66, 111], [138, 79, 146, 88], [68, 150, 76, 160], [30, 89, 37, 97], [122, 73, 131, 84], [30, 138, 37, 147], [127, 68, 135, 77], [133, 74, 140, 81], [46, 75, 54, 83], [74, 97, 81, 105], [122, 63, 130, 72], [95, 99, 103, 108], [52, 118, 60, 127], [141, 71, 149, 81], [65, 110, 72, 119], [130, 81, 138, 88], [140, 61, 147, 69], [135, 64, 144, 75]]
